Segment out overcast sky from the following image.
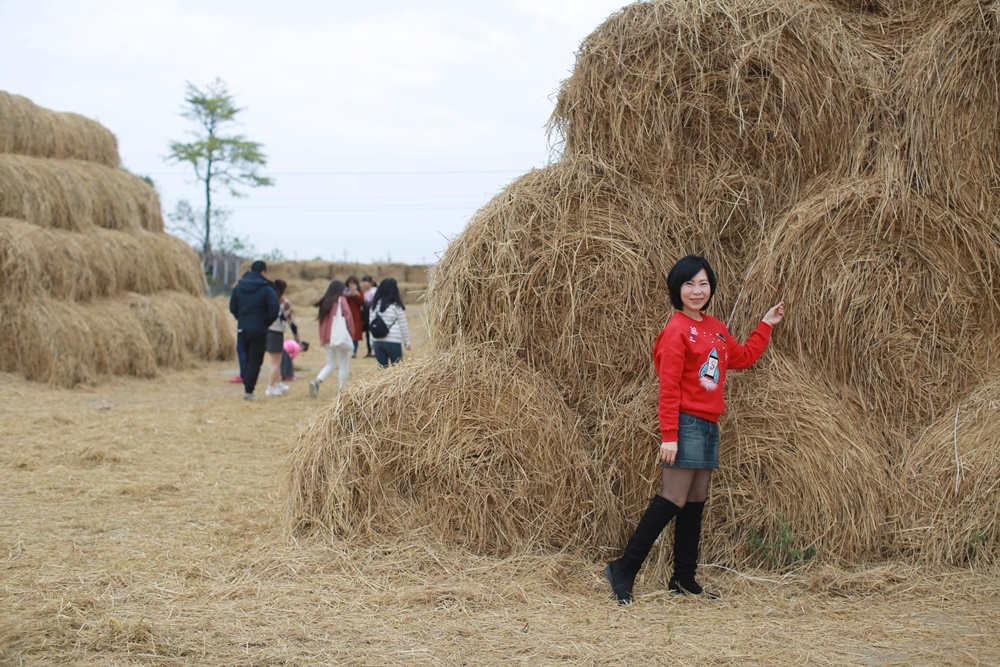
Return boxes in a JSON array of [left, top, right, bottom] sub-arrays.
[[2, 0, 629, 265]]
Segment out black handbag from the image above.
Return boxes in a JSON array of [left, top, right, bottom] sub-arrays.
[[369, 308, 391, 338]]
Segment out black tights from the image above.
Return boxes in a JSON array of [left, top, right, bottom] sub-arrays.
[[659, 466, 712, 508]]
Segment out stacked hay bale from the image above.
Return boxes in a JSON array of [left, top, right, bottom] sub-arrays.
[[0, 92, 233, 386], [250, 259, 433, 319], [287, 0, 1000, 570]]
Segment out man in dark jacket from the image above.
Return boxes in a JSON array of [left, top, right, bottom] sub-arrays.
[[229, 260, 279, 400]]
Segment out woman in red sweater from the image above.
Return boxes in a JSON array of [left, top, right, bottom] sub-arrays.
[[605, 255, 785, 604]]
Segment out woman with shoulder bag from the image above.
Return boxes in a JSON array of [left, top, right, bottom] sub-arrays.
[[308, 280, 356, 398], [369, 277, 411, 368]]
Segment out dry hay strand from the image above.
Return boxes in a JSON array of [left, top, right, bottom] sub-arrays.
[[891, 378, 1000, 568], [0, 154, 164, 233], [0, 296, 157, 386], [0, 91, 120, 168], [550, 0, 879, 216], [125, 291, 235, 368], [284, 346, 615, 556], [0, 219, 205, 302], [735, 177, 1000, 439], [426, 157, 737, 422], [898, 0, 1000, 216]]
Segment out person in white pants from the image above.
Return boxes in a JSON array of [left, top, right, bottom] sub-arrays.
[[308, 280, 356, 397]]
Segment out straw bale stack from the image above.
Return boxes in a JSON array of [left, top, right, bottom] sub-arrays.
[[0, 92, 120, 168], [0, 154, 164, 233], [0, 219, 205, 302], [550, 0, 879, 227], [898, 0, 1000, 216], [252, 259, 432, 286], [0, 291, 230, 386], [285, 346, 613, 555], [287, 1, 1000, 569], [735, 178, 1000, 439], [0, 92, 234, 386], [891, 378, 1000, 567]]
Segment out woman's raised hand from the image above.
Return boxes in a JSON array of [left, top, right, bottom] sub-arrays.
[[763, 301, 785, 326]]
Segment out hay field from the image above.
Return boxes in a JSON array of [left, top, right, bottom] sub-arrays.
[[2, 303, 997, 666]]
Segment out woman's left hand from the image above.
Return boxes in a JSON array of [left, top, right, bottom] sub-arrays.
[[763, 301, 785, 326]]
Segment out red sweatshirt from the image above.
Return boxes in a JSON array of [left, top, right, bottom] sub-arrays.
[[653, 311, 772, 442]]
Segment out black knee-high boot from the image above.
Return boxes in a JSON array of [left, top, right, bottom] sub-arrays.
[[605, 495, 681, 604], [668, 500, 718, 598]]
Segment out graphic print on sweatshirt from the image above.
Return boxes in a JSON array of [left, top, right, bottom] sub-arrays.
[[699, 348, 720, 391]]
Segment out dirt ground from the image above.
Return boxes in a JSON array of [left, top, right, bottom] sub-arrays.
[[2, 302, 998, 666]]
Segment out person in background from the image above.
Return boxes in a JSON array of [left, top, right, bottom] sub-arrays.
[[229, 337, 246, 384], [229, 260, 279, 401], [361, 275, 377, 358], [309, 280, 355, 398], [279, 283, 301, 382], [604, 254, 785, 604], [369, 277, 411, 367], [344, 276, 365, 358], [264, 279, 293, 397]]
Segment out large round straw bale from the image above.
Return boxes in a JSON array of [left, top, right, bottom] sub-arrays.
[[299, 260, 332, 281], [126, 291, 234, 367], [0, 92, 121, 168], [0, 154, 163, 232], [550, 0, 878, 215], [713, 353, 891, 567], [892, 379, 1000, 567], [285, 347, 614, 556], [404, 265, 431, 285], [736, 178, 1000, 437], [368, 263, 409, 282], [0, 296, 158, 386], [0, 220, 205, 302], [898, 0, 1000, 216], [426, 158, 735, 420], [0, 218, 110, 303]]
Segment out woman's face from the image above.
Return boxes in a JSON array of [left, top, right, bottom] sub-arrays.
[[680, 269, 711, 315]]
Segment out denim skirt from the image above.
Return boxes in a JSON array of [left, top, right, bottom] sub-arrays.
[[663, 412, 720, 469]]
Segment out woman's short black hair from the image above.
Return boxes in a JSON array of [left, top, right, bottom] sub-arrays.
[[667, 255, 717, 311]]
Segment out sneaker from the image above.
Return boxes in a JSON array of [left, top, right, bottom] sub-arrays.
[[278, 383, 289, 392], [281, 376, 296, 382], [265, 386, 285, 397], [230, 376, 244, 384], [243, 393, 257, 401], [308, 380, 319, 398]]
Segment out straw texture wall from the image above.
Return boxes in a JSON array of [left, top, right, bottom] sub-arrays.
[[288, 0, 1000, 570], [0, 91, 233, 386]]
